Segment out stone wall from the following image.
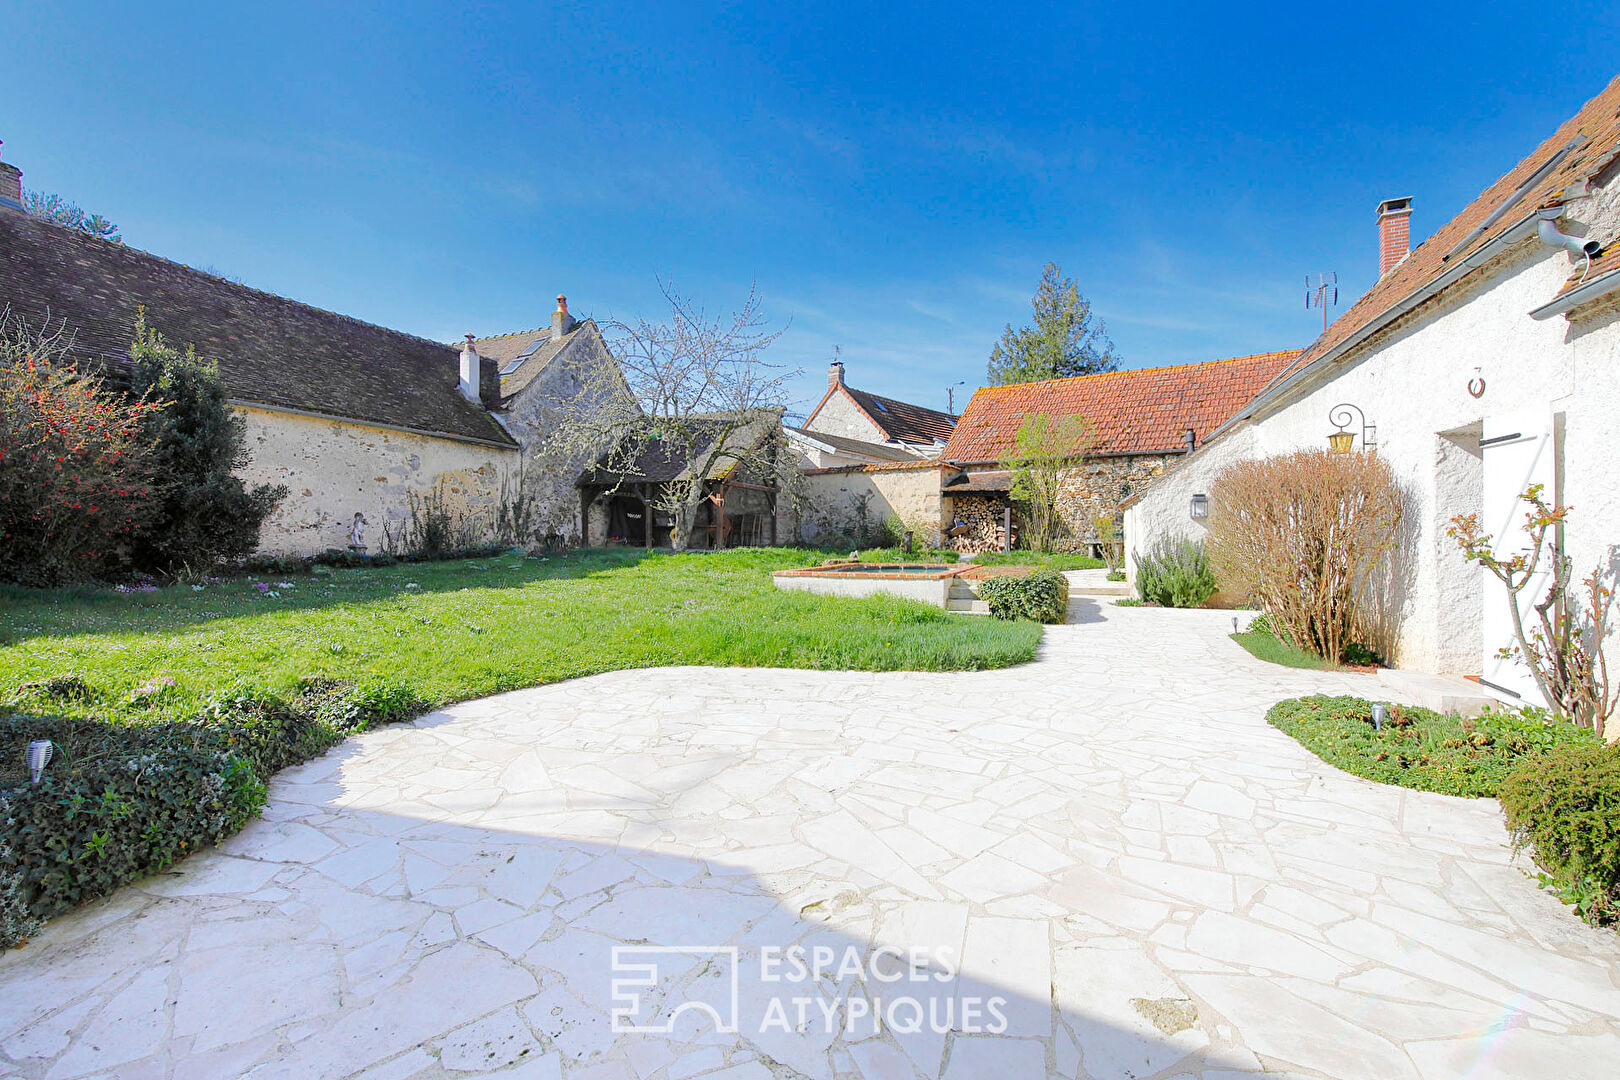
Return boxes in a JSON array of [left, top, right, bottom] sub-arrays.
[[805, 388, 889, 445], [1053, 454, 1177, 549], [797, 465, 944, 547], [499, 328, 626, 545], [238, 405, 517, 556]]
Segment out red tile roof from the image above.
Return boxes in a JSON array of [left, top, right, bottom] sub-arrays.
[[941, 351, 1301, 464], [1271, 74, 1620, 384]]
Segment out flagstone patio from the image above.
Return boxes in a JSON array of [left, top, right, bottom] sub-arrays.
[[4, 601, 1619, 1079]]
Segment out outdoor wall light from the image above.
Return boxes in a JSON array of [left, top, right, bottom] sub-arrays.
[[1327, 403, 1377, 454], [1190, 493, 1209, 519], [26, 739, 52, 784]]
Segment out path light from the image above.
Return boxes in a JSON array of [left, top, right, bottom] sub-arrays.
[[26, 740, 52, 784], [1189, 493, 1209, 520], [1232, 617, 1239, 634], [1370, 704, 1387, 732], [1327, 403, 1377, 454]]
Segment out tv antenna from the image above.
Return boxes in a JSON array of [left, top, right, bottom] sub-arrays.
[[946, 380, 965, 416], [1306, 272, 1338, 333]]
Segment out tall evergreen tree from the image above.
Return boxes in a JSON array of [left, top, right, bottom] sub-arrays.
[[987, 262, 1117, 384], [125, 311, 285, 572]]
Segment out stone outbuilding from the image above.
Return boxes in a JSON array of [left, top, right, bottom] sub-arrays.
[[0, 141, 618, 557], [938, 353, 1299, 554]]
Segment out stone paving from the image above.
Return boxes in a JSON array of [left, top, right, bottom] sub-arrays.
[[4, 601, 1620, 1079]]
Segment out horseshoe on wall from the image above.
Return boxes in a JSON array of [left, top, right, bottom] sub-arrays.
[[1467, 371, 1486, 398]]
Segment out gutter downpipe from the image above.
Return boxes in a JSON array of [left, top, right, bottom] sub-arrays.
[[1198, 208, 1551, 447]]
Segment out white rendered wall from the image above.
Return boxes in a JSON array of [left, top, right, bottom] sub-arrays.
[[1129, 234, 1620, 677]]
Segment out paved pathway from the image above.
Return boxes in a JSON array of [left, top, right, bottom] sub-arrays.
[[4, 602, 1620, 1080]]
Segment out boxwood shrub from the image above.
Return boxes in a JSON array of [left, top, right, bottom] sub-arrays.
[[0, 678, 426, 947], [1499, 742, 1620, 927], [976, 568, 1070, 624]]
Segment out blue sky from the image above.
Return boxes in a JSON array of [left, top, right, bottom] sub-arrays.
[[5, 2, 1618, 420]]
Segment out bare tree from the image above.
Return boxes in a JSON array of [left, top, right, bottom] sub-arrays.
[[1449, 485, 1616, 737], [540, 281, 795, 550]]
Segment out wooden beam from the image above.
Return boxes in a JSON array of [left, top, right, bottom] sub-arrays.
[[639, 492, 653, 550]]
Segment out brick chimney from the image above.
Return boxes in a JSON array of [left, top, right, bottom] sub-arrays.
[[0, 140, 23, 212], [828, 360, 845, 389], [551, 294, 577, 339], [1377, 197, 1413, 277]]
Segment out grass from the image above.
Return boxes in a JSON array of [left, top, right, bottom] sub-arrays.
[[1231, 629, 1332, 670], [1267, 695, 1594, 798], [966, 551, 1106, 570], [0, 547, 1039, 723]]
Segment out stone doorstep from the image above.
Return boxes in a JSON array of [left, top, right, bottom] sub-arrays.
[[1376, 668, 1493, 717]]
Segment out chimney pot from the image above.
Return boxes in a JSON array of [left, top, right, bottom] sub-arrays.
[[551, 294, 576, 339], [1376, 197, 1413, 278], [828, 360, 845, 389]]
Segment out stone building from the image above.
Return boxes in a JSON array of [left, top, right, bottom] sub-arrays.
[[938, 353, 1300, 554], [0, 143, 610, 556], [791, 361, 959, 546], [1124, 73, 1620, 709]]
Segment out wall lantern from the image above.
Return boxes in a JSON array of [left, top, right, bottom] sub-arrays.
[[1189, 493, 1209, 520], [1327, 403, 1377, 454]]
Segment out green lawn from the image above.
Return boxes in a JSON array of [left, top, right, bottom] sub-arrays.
[[0, 548, 1039, 722], [1231, 629, 1333, 670]]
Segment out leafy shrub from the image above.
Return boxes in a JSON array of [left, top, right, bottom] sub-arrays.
[[1209, 449, 1404, 664], [0, 679, 426, 946], [0, 316, 162, 584], [1499, 742, 1620, 926], [1267, 695, 1593, 798], [1105, 569, 1125, 582], [124, 313, 286, 574], [1134, 537, 1216, 608], [977, 568, 1070, 623]]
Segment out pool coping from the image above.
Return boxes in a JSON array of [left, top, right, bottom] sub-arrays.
[[771, 563, 976, 581]]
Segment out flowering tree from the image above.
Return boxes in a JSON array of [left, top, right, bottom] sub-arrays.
[[1449, 485, 1615, 737], [0, 312, 160, 583]]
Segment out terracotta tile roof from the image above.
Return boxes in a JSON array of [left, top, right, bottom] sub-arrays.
[[0, 210, 515, 446], [941, 351, 1301, 464], [1274, 74, 1620, 383]]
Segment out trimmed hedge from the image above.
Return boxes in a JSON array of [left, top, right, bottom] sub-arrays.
[[1500, 742, 1620, 927], [1266, 695, 1592, 798], [0, 678, 426, 947], [976, 568, 1070, 624]]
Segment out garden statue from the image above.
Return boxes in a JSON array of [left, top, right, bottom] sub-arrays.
[[347, 512, 368, 553]]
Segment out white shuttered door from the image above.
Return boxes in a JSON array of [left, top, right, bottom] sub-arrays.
[[1478, 408, 1555, 706]]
